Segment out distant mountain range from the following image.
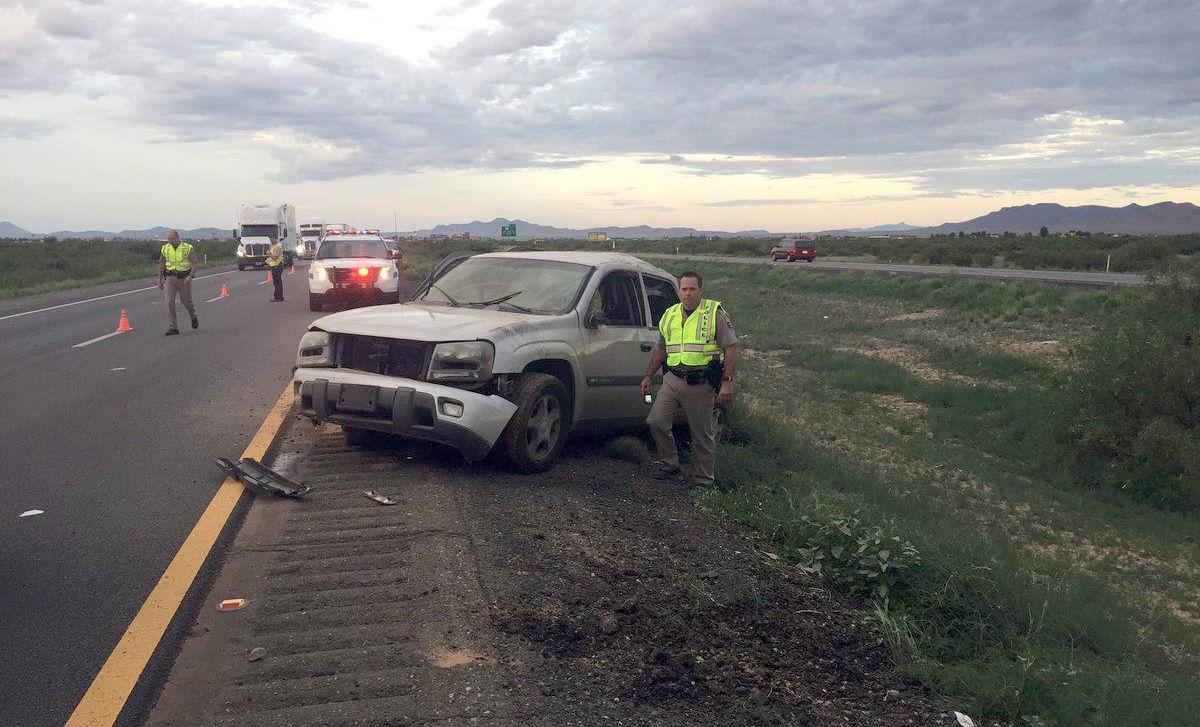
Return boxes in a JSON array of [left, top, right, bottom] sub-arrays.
[[0, 222, 230, 240], [814, 222, 922, 235], [3, 202, 1198, 241], [906, 202, 1200, 235], [410, 218, 771, 240]]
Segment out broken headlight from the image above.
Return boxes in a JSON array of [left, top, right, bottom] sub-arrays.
[[296, 330, 333, 367], [427, 341, 494, 383]]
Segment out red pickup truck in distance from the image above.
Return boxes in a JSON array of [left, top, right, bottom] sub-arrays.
[[771, 238, 816, 262]]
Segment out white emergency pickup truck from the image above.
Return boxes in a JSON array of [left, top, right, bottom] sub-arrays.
[[308, 234, 402, 311], [293, 251, 684, 472]]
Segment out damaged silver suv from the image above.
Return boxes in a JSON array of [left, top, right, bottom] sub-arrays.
[[293, 251, 681, 472]]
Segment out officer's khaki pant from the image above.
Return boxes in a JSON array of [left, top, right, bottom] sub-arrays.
[[646, 372, 717, 486], [164, 275, 195, 331]]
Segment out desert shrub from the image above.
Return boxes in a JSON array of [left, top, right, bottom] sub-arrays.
[[1048, 258, 1200, 510]]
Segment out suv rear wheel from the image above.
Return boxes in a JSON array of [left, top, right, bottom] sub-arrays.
[[500, 373, 569, 473]]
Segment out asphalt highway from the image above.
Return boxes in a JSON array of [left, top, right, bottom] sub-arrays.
[[0, 263, 319, 727], [637, 253, 1147, 287]]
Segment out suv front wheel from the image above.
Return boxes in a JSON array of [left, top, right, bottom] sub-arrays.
[[500, 373, 569, 473]]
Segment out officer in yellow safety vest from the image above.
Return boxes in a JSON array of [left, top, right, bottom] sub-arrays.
[[641, 271, 738, 488], [157, 229, 199, 335], [267, 235, 285, 302]]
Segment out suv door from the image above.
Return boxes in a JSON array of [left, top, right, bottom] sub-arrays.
[[577, 270, 651, 426], [641, 274, 680, 390]]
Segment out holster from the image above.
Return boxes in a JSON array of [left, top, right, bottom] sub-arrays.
[[705, 359, 724, 390]]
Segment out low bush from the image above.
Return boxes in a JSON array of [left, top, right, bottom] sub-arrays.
[[1047, 258, 1200, 511]]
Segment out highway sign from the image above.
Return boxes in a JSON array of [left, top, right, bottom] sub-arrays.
[[501, 224, 516, 238]]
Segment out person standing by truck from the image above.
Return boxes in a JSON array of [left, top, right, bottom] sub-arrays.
[[640, 271, 738, 489], [158, 229, 199, 335], [268, 235, 285, 302]]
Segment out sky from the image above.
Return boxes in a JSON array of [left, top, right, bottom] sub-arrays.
[[1, 0, 1199, 233]]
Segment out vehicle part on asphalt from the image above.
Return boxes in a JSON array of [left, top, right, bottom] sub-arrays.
[[364, 490, 398, 506], [248, 647, 267, 662], [19, 509, 44, 517], [217, 598, 248, 611], [215, 457, 312, 498]]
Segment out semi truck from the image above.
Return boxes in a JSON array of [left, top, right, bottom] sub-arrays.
[[235, 203, 297, 270], [298, 217, 325, 259]]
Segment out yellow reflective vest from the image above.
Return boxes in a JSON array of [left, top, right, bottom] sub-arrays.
[[267, 242, 283, 267], [161, 242, 193, 273], [659, 299, 724, 368]]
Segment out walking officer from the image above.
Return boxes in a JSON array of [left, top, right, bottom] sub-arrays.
[[267, 235, 285, 302], [158, 229, 199, 335], [641, 271, 738, 488]]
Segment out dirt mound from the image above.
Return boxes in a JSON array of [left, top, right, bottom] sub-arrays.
[[478, 447, 955, 726]]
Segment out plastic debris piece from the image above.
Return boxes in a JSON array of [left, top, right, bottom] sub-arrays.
[[364, 491, 398, 506], [248, 647, 267, 661], [763, 552, 780, 561], [217, 598, 248, 612], [955, 712, 977, 727], [20, 509, 44, 518], [215, 457, 311, 498]]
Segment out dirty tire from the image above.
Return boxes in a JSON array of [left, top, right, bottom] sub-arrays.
[[501, 373, 569, 473], [309, 293, 323, 312], [342, 425, 373, 447], [237, 263, 245, 271]]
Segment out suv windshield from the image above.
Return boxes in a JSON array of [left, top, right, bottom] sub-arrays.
[[317, 241, 388, 259], [420, 257, 591, 314]]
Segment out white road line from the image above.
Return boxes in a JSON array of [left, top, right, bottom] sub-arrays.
[[204, 295, 227, 303], [111, 367, 126, 371], [73, 331, 127, 349], [0, 270, 240, 323]]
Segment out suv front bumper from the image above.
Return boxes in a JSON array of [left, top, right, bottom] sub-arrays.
[[293, 368, 517, 461]]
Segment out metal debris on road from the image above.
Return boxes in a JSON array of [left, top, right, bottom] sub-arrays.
[[215, 457, 312, 498], [217, 598, 249, 612], [248, 647, 267, 662], [19, 509, 44, 518], [364, 490, 398, 506]]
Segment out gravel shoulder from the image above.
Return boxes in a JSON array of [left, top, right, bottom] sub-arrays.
[[145, 415, 957, 726]]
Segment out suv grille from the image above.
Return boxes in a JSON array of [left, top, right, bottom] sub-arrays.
[[337, 335, 428, 380], [331, 267, 380, 283]]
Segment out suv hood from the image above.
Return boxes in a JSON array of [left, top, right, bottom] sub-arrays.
[[312, 302, 537, 342], [313, 258, 392, 268]]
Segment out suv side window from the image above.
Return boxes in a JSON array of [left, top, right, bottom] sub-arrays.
[[589, 272, 645, 326], [642, 275, 679, 326]]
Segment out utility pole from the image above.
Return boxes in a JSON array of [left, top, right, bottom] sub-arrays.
[[393, 211, 398, 237]]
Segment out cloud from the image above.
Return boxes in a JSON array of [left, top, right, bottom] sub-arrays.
[[701, 198, 815, 208], [0, 0, 1196, 196], [0, 116, 63, 139]]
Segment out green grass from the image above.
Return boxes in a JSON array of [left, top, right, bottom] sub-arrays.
[[673, 262, 1200, 726], [0, 238, 237, 300]]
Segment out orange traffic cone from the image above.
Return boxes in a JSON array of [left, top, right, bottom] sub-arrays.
[[265, 271, 271, 283], [219, 284, 229, 298], [290, 263, 296, 274], [116, 308, 133, 332]]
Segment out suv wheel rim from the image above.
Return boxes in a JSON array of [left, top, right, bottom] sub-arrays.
[[525, 394, 561, 459]]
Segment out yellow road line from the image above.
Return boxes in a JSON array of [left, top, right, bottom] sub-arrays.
[[65, 384, 295, 727]]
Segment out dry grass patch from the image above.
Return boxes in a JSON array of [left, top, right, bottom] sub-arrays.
[[883, 308, 944, 322]]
